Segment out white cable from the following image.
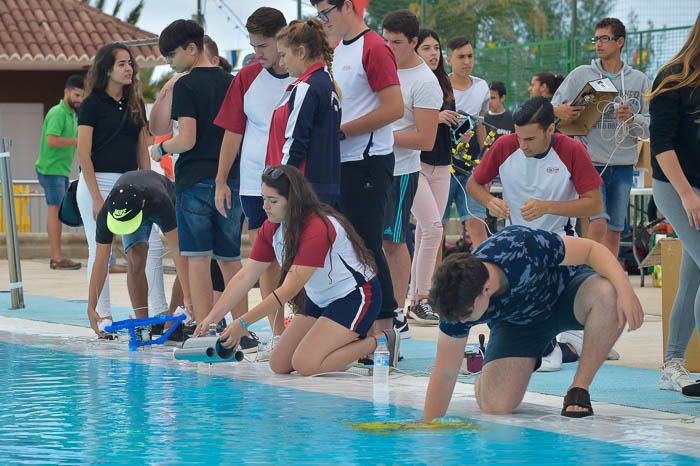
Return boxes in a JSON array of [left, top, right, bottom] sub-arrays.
[[450, 171, 494, 237], [594, 70, 649, 177]]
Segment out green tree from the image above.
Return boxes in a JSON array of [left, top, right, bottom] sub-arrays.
[[568, 0, 613, 38], [368, 0, 549, 46], [366, 0, 415, 32], [139, 68, 175, 104]]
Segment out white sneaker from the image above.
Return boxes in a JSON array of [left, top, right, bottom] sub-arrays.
[[254, 335, 281, 362], [537, 344, 562, 372], [660, 358, 695, 391], [559, 331, 583, 353], [393, 308, 411, 340], [558, 331, 620, 360], [173, 306, 194, 325], [606, 348, 621, 361]]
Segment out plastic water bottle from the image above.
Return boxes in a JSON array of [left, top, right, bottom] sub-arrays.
[[373, 336, 390, 384]]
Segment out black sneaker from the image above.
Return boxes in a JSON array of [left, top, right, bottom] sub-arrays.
[[393, 309, 411, 340], [409, 299, 439, 326], [682, 380, 700, 400], [151, 322, 165, 335], [167, 323, 195, 343], [240, 331, 260, 354]]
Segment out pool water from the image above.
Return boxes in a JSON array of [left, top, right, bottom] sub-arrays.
[[0, 341, 696, 465]]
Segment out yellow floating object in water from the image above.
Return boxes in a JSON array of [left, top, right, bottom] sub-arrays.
[[346, 419, 482, 435]]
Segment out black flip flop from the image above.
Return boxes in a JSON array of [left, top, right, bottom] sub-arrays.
[[561, 387, 594, 418]]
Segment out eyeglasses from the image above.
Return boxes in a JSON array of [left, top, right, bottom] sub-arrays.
[[591, 35, 620, 44], [316, 5, 337, 22], [263, 166, 285, 180]]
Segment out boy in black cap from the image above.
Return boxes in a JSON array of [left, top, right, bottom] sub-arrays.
[[87, 170, 191, 337]]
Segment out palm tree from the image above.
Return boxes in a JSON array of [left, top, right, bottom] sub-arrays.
[[83, 0, 145, 25], [83, 0, 158, 101], [139, 68, 175, 104], [368, 0, 550, 46]]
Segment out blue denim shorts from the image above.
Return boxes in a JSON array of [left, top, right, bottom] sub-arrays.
[[442, 173, 487, 223], [240, 195, 267, 230], [122, 218, 157, 254], [590, 165, 633, 232], [37, 172, 69, 206], [175, 179, 244, 260]]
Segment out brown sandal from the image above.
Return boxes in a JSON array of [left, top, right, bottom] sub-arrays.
[[49, 258, 81, 270]]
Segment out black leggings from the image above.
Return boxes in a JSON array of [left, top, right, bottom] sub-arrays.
[[211, 260, 225, 293], [338, 155, 397, 319]]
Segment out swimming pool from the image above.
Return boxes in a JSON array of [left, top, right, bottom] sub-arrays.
[[1, 340, 697, 465]]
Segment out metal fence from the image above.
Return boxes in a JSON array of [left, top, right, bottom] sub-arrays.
[[0, 180, 83, 234], [475, 25, 693, 108]]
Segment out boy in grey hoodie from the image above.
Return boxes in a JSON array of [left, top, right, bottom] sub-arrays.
[[552, 17, 651, 256]]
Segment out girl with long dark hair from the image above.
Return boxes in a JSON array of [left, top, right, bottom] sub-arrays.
[[77, 42, 166, 327], [400, 29, 456, 330], [196, 165, 400, 375]]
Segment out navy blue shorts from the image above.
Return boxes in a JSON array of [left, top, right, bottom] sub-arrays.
[[175, 179, 244, 261], [303, 278, 382, 337], [384, 172, 419, 244], [36, 172, 69, 206], [484, 267, 597, 370], [240, 195, 267, 230]]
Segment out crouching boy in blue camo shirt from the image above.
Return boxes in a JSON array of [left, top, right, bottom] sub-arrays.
[[423, 225, 643, 419]]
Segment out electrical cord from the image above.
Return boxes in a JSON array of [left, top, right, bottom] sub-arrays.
[[450, 170, 494, 237], [591, 70, 649, 177], [447, 112, 501, 236]]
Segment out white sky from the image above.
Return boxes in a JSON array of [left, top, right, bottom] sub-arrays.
[[109, 0, 317, 60], [102, 0, 698, 76]]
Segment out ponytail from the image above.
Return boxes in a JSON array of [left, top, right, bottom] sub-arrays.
[[277, 18, 341, 99], [534, 72, 565, 97], [321, 33, 342, 100]]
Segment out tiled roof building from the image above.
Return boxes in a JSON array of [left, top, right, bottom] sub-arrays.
[[0, 0, 164, 180], [0, 0, 164, 69]]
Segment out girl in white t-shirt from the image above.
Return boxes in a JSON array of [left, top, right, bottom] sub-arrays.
[[196, 165, 400, 375]]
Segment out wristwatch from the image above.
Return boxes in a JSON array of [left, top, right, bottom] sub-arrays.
[[339, 130, 347, 141], [157, 141, 167, 156]]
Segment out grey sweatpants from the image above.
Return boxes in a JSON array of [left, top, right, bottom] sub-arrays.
[[652, 179, 700, 360]]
